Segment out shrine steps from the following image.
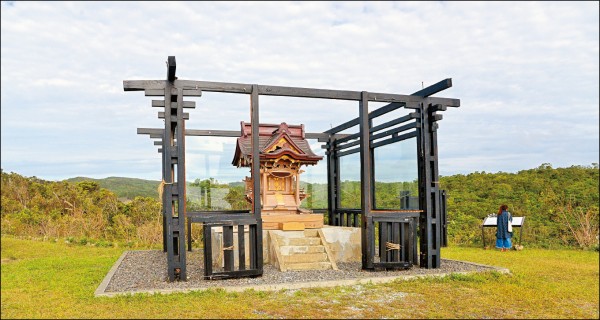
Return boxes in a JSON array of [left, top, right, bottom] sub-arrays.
[[268, 229, 338, 272]]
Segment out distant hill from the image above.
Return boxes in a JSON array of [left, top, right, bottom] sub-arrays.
[[64, 176, 161, 200]]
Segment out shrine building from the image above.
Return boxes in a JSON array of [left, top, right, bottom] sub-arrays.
[[232, 122, 324, 230]]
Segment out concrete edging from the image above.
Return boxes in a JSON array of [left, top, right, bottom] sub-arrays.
[[94, 250, 129, 297], [94, 254, 510, 298]]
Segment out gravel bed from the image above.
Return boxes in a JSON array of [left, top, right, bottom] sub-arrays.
[[103, 250, 498, 293]]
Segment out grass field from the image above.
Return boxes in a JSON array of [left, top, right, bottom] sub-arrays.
[[1, 236, 598, 319]]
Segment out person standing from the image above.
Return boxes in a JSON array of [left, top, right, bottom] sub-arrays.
[[496, 204, 513, 252]]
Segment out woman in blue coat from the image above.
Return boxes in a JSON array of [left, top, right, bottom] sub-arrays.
[[496, 204, 513, 251]]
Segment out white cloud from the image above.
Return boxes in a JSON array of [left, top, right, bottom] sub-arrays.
[[1, 1, 598, 181]]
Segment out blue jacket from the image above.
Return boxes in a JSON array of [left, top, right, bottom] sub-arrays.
[[496, 210, 513, 239]]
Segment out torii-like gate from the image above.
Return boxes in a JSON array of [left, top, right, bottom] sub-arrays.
[[124, 56, 459, 281]]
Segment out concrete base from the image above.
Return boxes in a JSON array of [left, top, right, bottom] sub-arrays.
[[210, 225, 361, 269]]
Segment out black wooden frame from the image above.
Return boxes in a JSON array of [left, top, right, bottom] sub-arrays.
[[124, 56, 459, 280]]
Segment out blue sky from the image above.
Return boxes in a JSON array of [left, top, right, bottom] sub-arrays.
[[1, 1, 598, 183]]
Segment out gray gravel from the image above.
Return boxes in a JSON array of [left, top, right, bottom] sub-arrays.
[[104, 250, 498, 293]]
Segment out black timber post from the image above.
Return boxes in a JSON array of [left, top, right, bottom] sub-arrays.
[[359, 91, 374, 269], [163, 56, 188, 281], [440, 189, 448, 247], [161, 129, 167, 252], [326, 137, 337, 226], [369, 117, 376, 211], [250, 84, 264, 272], [416, 100, 442, 268]]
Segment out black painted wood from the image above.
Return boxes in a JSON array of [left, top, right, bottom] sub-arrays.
[[411, 78, 452, 97], [238, 225, 246, 270], [126, 56, 460, 279], [359, 91, 374, 270]]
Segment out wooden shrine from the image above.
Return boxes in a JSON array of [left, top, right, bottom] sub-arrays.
[[125, 56, 459, 281], [232, 122, 324, 230]]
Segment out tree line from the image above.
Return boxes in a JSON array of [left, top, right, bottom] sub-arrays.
[[1, 163, 598, 249]]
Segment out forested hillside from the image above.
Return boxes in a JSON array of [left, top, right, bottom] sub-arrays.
[[440, 163, 599, 248], [65, 176, 160, 200], [1, 164, 598, 249]]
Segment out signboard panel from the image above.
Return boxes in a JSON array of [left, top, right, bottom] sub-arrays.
[[482, 216, 524, 227]]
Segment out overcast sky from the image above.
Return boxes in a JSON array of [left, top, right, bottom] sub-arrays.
[[1, 1, 598, 183]]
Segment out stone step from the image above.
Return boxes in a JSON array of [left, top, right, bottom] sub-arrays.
[[303, 229, 319, 237], [279, 245, 325, 255], [287, 237, 322, 246], [283, 252, 329, 264], [285, 262, 333, 271]]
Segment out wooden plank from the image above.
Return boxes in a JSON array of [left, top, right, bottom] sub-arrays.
[[145, 89, 165, 96], [203, 225, 213, 278], [249, 224, 257, 269], [206, 269, 262, 279], [370, 113, 417, 133], [392, 222, 400, 262], [123, 80, 165, 91], [359, 91, 374, 270], [326, 140, 337, 227], [370, 131, 418, 149], [369, 122, 417, 142], [152, 100, 196, 108], [336, 139, 361, 151], [137, 128, 163, 135], [325, 102, 404, 135], [186, 129, 240, 137], [238, 225, 246, 270], [175, 79, 252, 94], [223, 226, 234, 271], [337, 146, 360, 157], [175, 86, 188, 280], [406, 97, 460, 109], [181, 89, 202, 97], [127, 78, 458, 107], [158, 112, 189, 120], [335, 132, 360, 145], [379, 222, 386, 262], [258, 84, 360, 100], [367, 102, 404, 119], [366, 92, 422, 103], [411, 78, 452, 97], [187, 218, 193, 252], [251, 84, 261, 219]]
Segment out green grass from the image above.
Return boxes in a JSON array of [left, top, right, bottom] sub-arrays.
[[1, 237, 598, 319]]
